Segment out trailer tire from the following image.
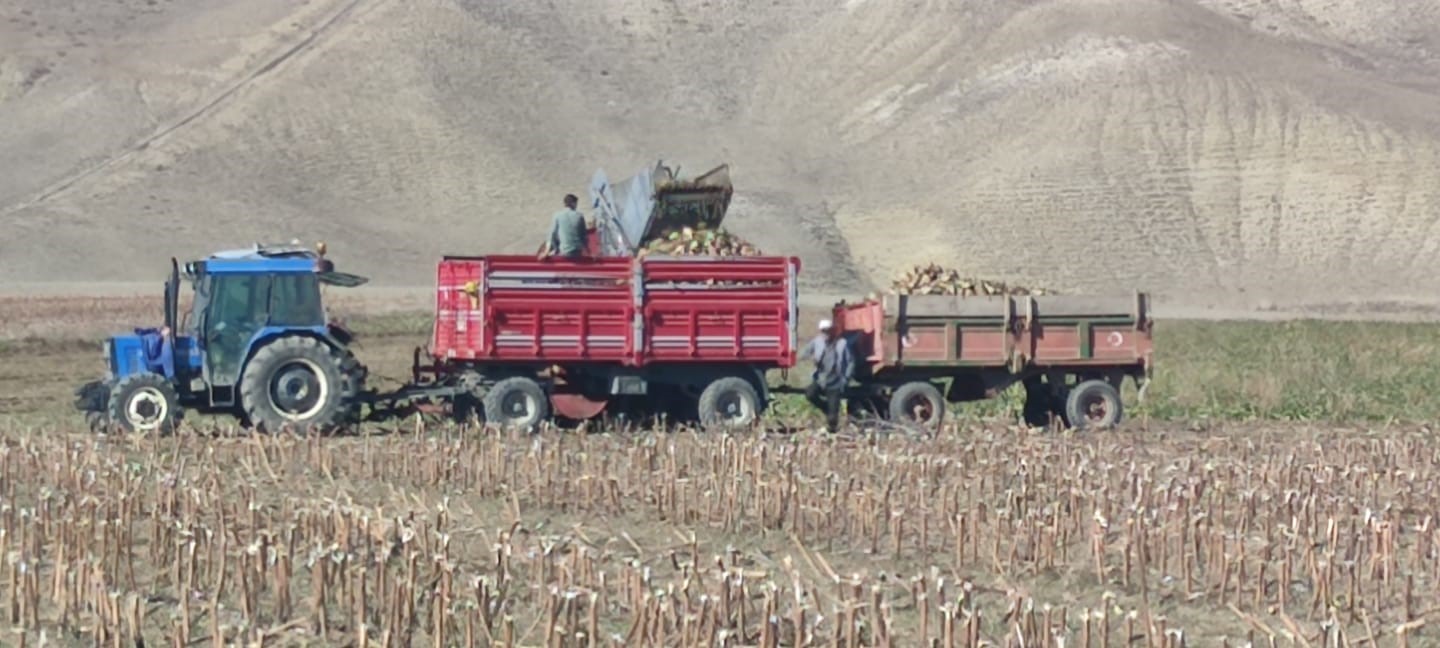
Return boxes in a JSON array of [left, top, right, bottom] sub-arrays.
[[697, 377, 761, 430], [483, 377, 549, 431], [107, 372, 182, 435], [241, 337, 348, 435], [1064, 379, 1123, 430], [889, 381, 944, 429]]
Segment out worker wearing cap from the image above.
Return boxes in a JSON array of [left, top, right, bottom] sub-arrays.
[[540, 194, 588, 259], [805, 318, 853, 433]]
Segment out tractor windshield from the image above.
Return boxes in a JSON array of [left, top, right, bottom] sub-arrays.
[[206, 274, 269, 385], [269, 274, 324, 326]]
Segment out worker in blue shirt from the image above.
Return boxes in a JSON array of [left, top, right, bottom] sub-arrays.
[[805, 318, 853, 433]]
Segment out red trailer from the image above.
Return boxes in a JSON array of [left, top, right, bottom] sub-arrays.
[[413, 253, 801, 428], [830, 292, 1153, 429]]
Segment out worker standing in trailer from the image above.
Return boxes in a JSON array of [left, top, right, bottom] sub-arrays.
[[805, 319, 854, 433], [540, 193, 589, 259]]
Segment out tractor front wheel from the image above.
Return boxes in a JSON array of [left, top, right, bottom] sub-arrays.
[[107, 373, 182, 435], [241, 337, 348, 435]]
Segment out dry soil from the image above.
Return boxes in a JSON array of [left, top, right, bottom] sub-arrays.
[[3, 0, 1439, 313]]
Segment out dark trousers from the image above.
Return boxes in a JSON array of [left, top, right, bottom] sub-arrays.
[[806, 383, 843, 433]]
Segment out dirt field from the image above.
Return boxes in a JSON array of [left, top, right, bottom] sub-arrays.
[[3, 410, 1439, 645], [6, 291, 1440, 644], [4, 0, 1440, 310]]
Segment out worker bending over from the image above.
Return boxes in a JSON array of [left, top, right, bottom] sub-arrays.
[[540, 194, 588, 259], [805, 319, 854, 433]]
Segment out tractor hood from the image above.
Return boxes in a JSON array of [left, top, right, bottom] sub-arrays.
[[589, 161, 733, 256]]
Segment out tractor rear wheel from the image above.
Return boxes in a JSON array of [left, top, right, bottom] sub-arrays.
[[337, 349, 368, 423], [240, 337, 348, 435], [697, 376, 762, 430], [482, 377, 549, 431], [107, 373, 182, 435]]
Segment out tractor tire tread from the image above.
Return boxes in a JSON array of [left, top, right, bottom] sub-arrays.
[[106, 372, 183, 435], [240, 336, 348, 435], [337, 350, 368, 422]]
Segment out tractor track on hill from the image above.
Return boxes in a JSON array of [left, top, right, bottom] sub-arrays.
[[0, 0, 376, 218]]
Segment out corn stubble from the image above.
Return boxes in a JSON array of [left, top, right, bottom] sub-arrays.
[[0, 425, 1437, 646]]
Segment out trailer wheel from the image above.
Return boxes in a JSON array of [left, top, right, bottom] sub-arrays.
[[697, 377, 761, 429], [889, 381, 944, 429], [483, 377, 550, 431], [1065, 379, 1123, 430], [107, 372, 182, 435]]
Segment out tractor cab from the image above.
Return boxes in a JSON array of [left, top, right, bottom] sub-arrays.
[[76, 241, 370, 434]]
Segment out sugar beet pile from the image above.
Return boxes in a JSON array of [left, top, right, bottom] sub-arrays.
[[889, 263, 1053, 296], [639, 223, 762, 257], [629, 164, 1050, 297], [634, 229, 1051, 298]]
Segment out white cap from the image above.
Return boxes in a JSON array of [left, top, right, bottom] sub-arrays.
[[818, 319, 833, 331]]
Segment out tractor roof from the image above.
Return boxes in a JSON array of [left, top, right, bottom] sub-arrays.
[[185, 242, 369, 286]]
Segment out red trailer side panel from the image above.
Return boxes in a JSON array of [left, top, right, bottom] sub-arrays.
[[431, 255, 800, 368], [956, 329, 1007, 363], [832, 293, 1152, 372], [1088, 324, 1150, 361], [642, 257, 797, 364], [433, 257, 634, 362], [1030, 325, 1082, 363]]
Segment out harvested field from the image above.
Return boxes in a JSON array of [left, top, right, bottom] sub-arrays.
[[1, 422, 1438, 645], [5, 297, 1440, 645]]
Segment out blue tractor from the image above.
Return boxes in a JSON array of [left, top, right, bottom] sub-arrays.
[[74, 242, 371, 434]]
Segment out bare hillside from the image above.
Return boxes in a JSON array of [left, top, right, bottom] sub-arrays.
[[2, 0, 1438, 309]]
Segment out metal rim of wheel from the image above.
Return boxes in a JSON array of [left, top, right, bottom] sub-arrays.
[[713, 390, 753, 424], [268, 358, 329, 421], [902, 393, 937, 425], [1081, 392, 1111, 424], [499, 389, 538, 423], [125, 387, 169, 431]]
